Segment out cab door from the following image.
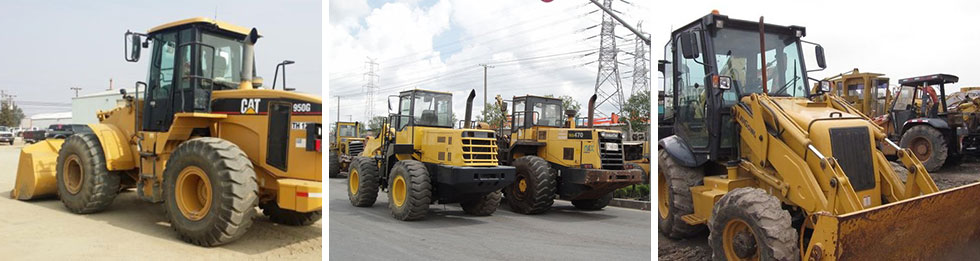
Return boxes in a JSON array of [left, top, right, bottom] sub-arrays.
[[143, 31, 178, 132]]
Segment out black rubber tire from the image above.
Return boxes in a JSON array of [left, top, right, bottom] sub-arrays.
[[571, 192, 613, 210], [328, 149, 341, 178], [461, 190, 502, 216], [899, 125, 948, 172], [505, 156, 556, 214], [56, 133, 121, 214], [658, 149, 705, 239], [388, 160, 431, 221], [259, 201, 322, 226], [348, 156, 380, 207], [163, 138, 259, 247], [708, 188, 799, 261]]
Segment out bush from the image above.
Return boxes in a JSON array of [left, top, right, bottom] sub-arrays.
[[613, 184, 650, 201]]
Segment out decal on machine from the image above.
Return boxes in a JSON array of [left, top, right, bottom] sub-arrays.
[[241, 98, 262, 114], [211, 98, 323, 115]]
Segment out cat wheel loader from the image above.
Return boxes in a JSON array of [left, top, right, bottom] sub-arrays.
[[657, 12, 980, 260], [11, 18, 322, 246], [328, 121, 364, 178], [494, 95, 644, 213], [346, 89, 515, 221]]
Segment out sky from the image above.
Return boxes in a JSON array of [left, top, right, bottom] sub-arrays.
[[0, 0, 321, 117], [652, 0, 980, 94], [328, 0, 652, 123]]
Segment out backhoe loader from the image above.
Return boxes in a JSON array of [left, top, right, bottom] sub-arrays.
[[495, 95, 644, 213], [657, 12, 980, 260], [328, 121, 364, 178], [11, 18, 322, 246], [346, 89, 515, 221]]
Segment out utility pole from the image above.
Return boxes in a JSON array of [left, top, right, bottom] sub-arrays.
[[70, 87, 82, 97], [479, 64, 494, 112], [336, 96, 341, 122]]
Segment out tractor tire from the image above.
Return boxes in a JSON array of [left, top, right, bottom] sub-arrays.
[[899, 125, 948, 172], [56, 133, 121, 214], [388, 160, 431, 221], [260, 200, 322, 226], [708, 188, 799, 261], [505, 156, 556, 214], [571, 192, 613, 210], [329, 150, 341, 178], [163, 138, 258, 247], [461, 190, 502, 216], [348, 156, 380, 207], [658, 149, 705, 239]]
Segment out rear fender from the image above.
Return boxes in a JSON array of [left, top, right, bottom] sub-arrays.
[[658, 135, 705, 168]]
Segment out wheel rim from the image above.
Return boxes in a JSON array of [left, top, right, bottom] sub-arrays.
[[392, 176, 406, 207], [349, 169, 360, 195], [723, 219, 760, 260], [175, 166, 212, 221], [511, 171, 529, 201], [911, 137, 933, 161], [63, 155, 83, 195], [518, 178, 527, 193], [658, 168, 669, 219]]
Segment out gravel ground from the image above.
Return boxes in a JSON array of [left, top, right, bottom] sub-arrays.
[[658, 156, 980, 260], [0, 138, 322, 260]]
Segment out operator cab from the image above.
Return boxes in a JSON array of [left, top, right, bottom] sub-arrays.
[[511, 95, 565, 131], [394, 90, 453, 130], [125, 18, 261, 132], [658, 12, 826, 164], [334, 122, 361, 143]]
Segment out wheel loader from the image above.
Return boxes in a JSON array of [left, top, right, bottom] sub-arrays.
[[657, 12, 980, 260], [346, 89, 515, 221], [812, 68, 892, 119], [11, 18, 322, 246], [494, 95, 644, 213], [328, 121, 364, 178]]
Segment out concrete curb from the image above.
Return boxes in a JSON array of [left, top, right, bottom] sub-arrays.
[[609, 198, 650, 211]]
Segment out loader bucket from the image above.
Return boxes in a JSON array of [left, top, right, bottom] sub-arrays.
[[809, 182, 980, 260], [10, 139, 64, 200]]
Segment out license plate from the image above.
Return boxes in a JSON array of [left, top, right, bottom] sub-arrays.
[[604, 143, 619, 151]]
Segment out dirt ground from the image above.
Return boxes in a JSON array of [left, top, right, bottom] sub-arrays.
[[657, 156, 980, 260], [0, 139, 322, 260]]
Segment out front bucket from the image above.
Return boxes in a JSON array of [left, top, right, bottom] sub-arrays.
[[810, 181, 980, 260], [10, 139, 64, 200]]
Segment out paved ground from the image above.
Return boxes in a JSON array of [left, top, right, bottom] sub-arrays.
[[657, 156, 980, 260], [0, 139, 322, 260], [328, 177, 651, 260]]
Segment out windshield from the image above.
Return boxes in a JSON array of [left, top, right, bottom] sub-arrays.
[[201, 33, 244, 90], [532, 101, 564, 127], [402, 92, 453, 128], [338, 124, 357, 137], [713, 29, 807, 97]]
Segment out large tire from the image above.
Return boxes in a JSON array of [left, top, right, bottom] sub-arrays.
[[260, 201, 322, 226], [571, 192, 613, 210], [329, 150, 341, 178], [505, 156, 556, 214], [708, 188, 799, 261], [56, 133, 120, 214], [899, 125, 948, 172], [461, 190, 502, 216], [163, 138, 259, 247], [348, 156, 380, 207], [388, 160, 431, 221], [658, 149, 705, 239]]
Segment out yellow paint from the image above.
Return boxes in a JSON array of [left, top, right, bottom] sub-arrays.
[[349, 169, 360, 195], [148, 17, 255, 36], [276, 178, 322, 213], [175, 166, 212, 221], [394, 126, 499, 167], [11, 139, 64, 199], [392, 176, 407, 207]]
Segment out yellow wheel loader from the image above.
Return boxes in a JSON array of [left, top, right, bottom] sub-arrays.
[[11, 18, 322, 246], [346, 89, 516, 220], [657, 12, 980, 260], [494, 95, 644, 213], [328, 121, 364, 178], [812, 68, 892, 119]]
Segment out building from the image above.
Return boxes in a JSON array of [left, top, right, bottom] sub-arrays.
[[24, 112, 72, 129], [71, 87, 140, 124]]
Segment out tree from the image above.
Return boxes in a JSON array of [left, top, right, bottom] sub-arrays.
[[622, 90, 651, 133], [367, 116, 387, 132], [480, 102, 506, 128], [0, 100, 25, 127]]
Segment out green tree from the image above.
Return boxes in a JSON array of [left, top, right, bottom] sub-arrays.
[[0, 100, 25, 127], [622, 90, 651, 132], [480, 102, 506, 128], [544, 94, 582, 117]]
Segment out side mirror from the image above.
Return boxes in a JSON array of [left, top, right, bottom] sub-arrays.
[[125, 31, 142, 62], [680, 32, 699, 59], [815, 45, 826, 69], [657, 60, 667, 73]]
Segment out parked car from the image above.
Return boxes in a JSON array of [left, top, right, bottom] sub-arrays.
[[45, 124, 92, 139], [22, 130, 46, 144], [0, 127, 14, 145]]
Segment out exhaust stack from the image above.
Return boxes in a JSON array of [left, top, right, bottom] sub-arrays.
[[239, 28, 260, 90], [587, 94, 597, 128], [464, 89, 476, 128]]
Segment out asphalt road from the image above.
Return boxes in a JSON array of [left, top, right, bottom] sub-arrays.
[[328, 177, 652, 260], [0, 138, 322, 259]]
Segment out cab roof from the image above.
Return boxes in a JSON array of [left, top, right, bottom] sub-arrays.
[[399, 89, 452, 95], [898, 74, 959, 86], [148, 17, 256, 36]]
